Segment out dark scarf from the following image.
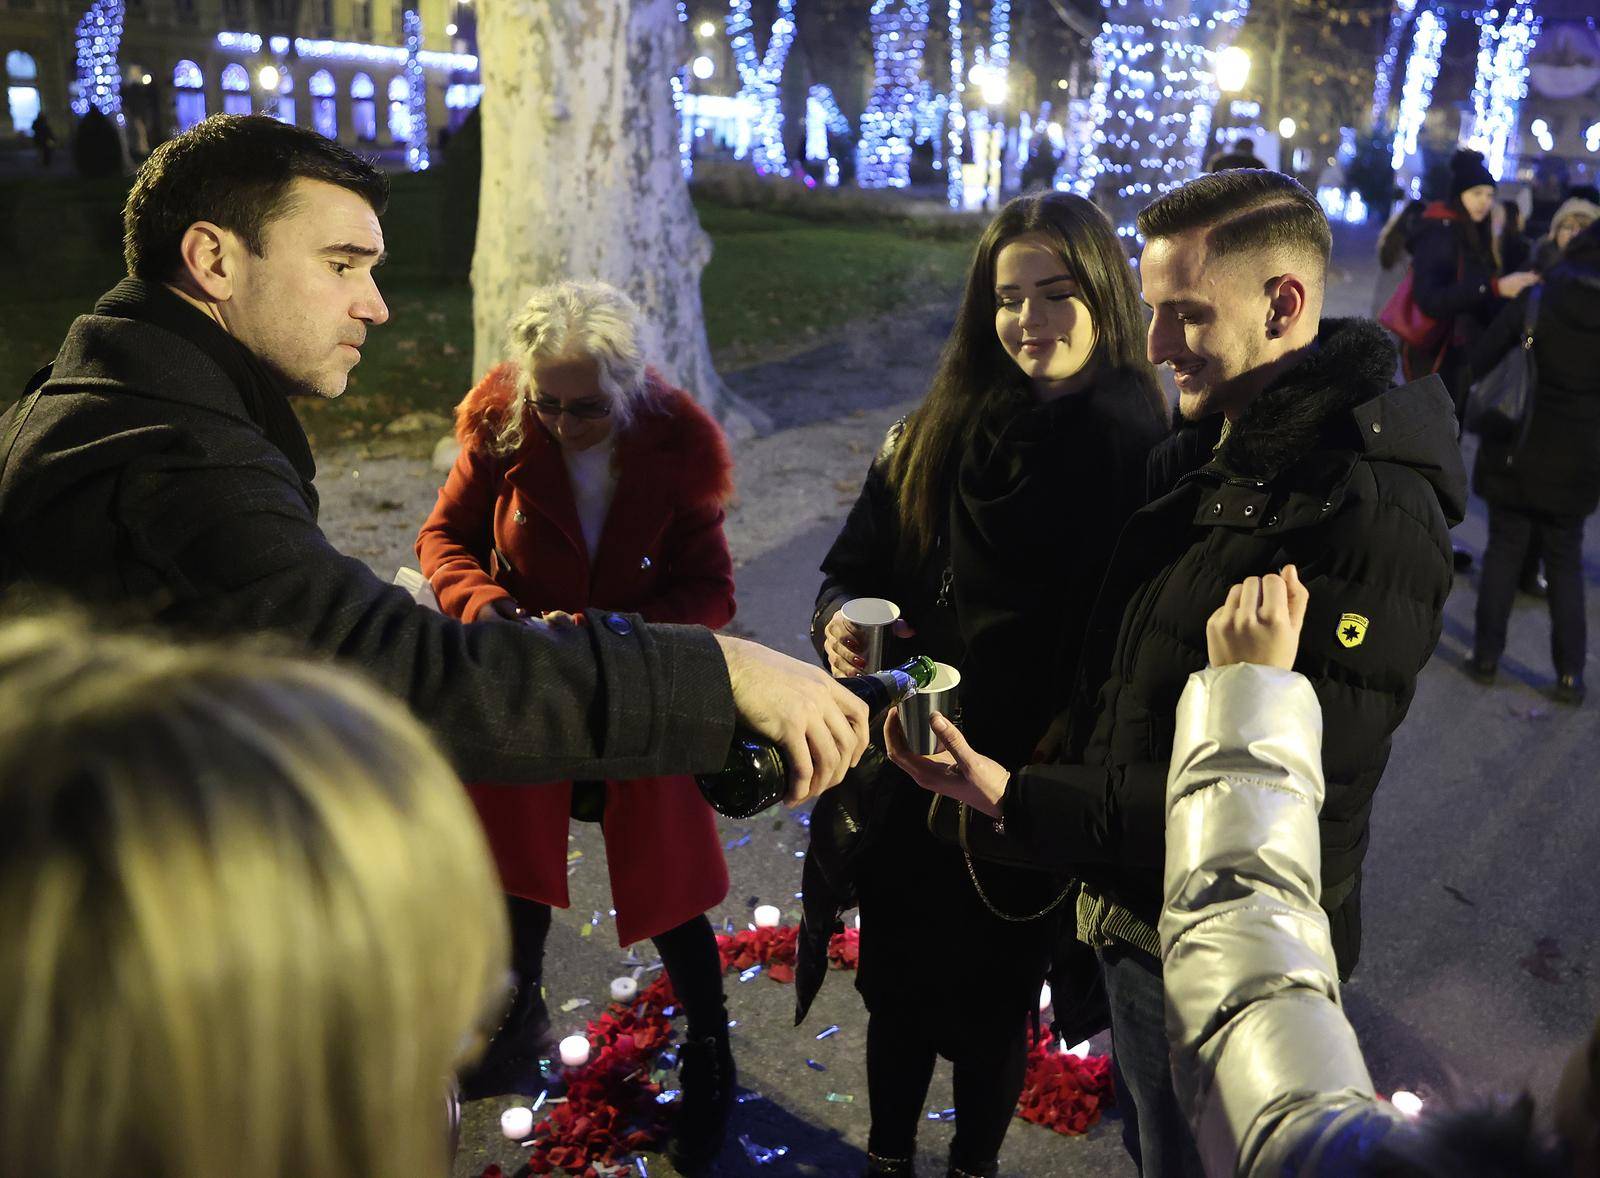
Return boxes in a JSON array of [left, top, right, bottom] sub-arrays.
[[95, 278, 319, 496], [948, 369, 1157, 767]]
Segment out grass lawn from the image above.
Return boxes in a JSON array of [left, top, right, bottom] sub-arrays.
[[2, 194, 975, 451]]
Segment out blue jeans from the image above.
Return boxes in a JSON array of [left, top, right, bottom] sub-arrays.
[[1099, 943, 1205, 1178]]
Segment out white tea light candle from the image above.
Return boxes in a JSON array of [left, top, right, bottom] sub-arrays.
[[499, 1106, 534, 1140], [610, 975, 639, 1002], [558, 1034, 591, 1068], [753, 904, 781, 928]]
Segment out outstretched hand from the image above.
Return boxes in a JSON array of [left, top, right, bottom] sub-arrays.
[[882, 708, 1009, 818], [717, 634, 870, 806], [1206, 565, 1310, 670]]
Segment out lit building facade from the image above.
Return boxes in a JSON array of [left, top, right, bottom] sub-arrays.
[[0, 0, 479, 157]]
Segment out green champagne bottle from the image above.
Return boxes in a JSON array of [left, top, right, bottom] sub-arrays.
[[695, 655, 937, 819]]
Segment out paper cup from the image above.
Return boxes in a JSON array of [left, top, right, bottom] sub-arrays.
[[896, 661, 960, 755], [839, 597, 901, 673]]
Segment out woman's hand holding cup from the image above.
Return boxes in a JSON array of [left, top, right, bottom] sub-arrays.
[[824, 601, 915, 677]]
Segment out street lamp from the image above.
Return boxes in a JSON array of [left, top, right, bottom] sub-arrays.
[[1278, 116, 1296, 139], [1216, 46, 1251, 95], [257, 64, 281, 91], [977, 66, 1009, 108], [692, 55, 715, 80], [697, 19, 716, 37], [965, 64, 1008, 210]]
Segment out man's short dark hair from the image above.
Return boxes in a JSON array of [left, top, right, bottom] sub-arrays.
[[123, 114, 390, 281], [1137, 170, 1332, 279]]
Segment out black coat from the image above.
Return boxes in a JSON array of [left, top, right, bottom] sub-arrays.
[[1001, 319, 1466, 978], [799, 372, 1165, 1043], [1406, 204, 1506, 408], [0, 284, 735, 785], [1470, 244, 1600, 519]]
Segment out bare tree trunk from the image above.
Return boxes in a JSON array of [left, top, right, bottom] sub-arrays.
[[471, 0, 726, 416]]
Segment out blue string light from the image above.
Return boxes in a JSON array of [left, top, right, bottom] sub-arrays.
[[945, 0, 964, 207], [1465, 2, 1540, 179], [806, 84, 849, 158], [402, 7, 429, 170], [674, 0, 692, 178], [217, 31, 477, 71], [73, 0, 126, 119], [726, 0, 796, 175], [911, 79, 948, 152], [1078, 2, 1250, 238], [806, 84, 850, 185], [1370, 0, 1419, 132], [1390, 8, 1446, 172], [857, 0, 930, 189]]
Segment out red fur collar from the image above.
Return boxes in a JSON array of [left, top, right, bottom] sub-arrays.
[[453, 363, 734, 506]]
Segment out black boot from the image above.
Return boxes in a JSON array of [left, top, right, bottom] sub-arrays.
[[459, 896, 555, 1101], [1465, 652, 1499, 685], [456, 975, 554, 1101], [1555, 674, 1586, 706], [668, 1031, 736, 1174], [947, 1158, 999, 1178], [862, 1150, 916, 1176]]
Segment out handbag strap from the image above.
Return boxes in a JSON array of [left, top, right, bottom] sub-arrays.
[[957, 803, 1075, 923], [1524, 284, 1543, 342]]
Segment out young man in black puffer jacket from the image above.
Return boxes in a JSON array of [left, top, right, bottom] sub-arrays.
[[887, 170, 1467, 1178]]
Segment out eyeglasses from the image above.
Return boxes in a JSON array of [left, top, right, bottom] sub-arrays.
[[531, 397, 612, 421]]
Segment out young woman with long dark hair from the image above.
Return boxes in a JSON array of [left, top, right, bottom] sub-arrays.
[[805, 192, 1168, 1178]]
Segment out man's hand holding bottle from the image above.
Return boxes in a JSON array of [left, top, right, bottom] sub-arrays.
[[716, 634, 871, 805]]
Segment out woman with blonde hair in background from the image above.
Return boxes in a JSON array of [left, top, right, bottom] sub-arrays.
[[0, 615, 508, 1178], [417, 278, 738, 1173]]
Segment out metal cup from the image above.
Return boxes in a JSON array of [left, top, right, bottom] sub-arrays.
[[839, 597, 901, 674], [897, 661, 961, 755]]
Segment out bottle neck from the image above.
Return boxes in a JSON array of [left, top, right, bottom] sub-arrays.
[[841, 668, 917, 715]]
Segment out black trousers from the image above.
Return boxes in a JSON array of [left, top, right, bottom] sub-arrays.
[[865, 1006, 1028, 1170], [506, 894, 728, 1041], [1475, 504, 1588, 677]]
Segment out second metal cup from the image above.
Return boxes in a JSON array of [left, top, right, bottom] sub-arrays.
[[897, 661, 960, 755]]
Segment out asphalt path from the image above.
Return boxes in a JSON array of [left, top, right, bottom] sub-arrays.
[[436, 225, 1600, 1177]]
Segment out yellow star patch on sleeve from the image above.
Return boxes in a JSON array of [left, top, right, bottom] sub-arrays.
[[1337, 613, 1369, 648]]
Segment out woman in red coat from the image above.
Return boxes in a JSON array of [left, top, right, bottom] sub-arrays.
[[416, 281, 737, 1172]]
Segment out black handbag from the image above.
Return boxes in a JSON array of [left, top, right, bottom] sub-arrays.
[[926, 795, 1076, 923], [1465, 286, 1541, 446]]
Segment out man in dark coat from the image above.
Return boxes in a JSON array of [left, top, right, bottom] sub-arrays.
[[888, 171, 1465, 1177], [0, 114, 867, 798]]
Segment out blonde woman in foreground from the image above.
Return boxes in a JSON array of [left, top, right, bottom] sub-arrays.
[[0, 615, 507, 1178]]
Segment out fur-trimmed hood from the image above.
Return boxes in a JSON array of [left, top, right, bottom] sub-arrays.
[[452, 362, 734, 507], [1215, 317, 1467, 523]]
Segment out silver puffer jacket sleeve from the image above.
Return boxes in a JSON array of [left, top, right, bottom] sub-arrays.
[[1159, 664, 1403, 1178]]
